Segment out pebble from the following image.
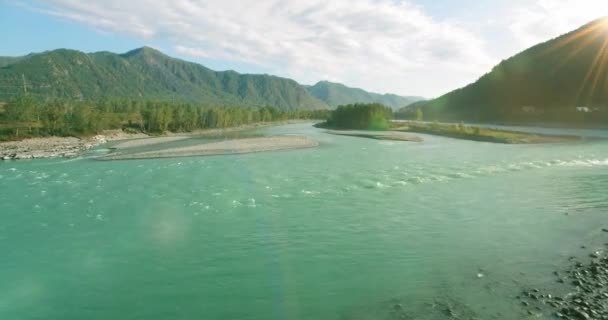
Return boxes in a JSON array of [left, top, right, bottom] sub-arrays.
[[519, 248, 608, 320], [0, 135, 114, 160]]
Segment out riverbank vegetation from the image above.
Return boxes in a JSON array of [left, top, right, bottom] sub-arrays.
[[316, 103, 393, 130], [0, 97, 330, 141], [397, 121, 586, 144]]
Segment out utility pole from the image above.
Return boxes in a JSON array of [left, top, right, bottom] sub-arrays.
[[22, 74, 28, 95]]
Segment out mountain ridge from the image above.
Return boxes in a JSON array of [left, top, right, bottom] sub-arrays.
[[0, 47, 327, 110], [0, 47, 420, 111], [306, 80, 423, 110]]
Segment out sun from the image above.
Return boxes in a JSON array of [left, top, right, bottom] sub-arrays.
[[537, 11, 608, 105]]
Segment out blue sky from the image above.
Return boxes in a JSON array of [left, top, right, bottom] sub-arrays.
[[1, 0, 606, 97]]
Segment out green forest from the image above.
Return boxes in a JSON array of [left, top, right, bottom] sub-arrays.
[[0, 97, 330, 141], [321, 103, 393, 130]]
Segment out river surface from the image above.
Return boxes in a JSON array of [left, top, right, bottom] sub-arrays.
[[1, 123, 608, 320]]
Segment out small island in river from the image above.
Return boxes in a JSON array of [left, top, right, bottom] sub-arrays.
[[315, 103, 590, 144], [316, 103, 422, 142]]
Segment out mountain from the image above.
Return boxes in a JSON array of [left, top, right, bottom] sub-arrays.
[[0, 47, 327, 110], [306, 80, 423, 110], [409, 17, 608, 125], [0, 56, 26, 68]]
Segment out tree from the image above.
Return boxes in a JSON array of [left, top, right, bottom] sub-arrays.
[[327, 103, 393, 130], [70, 103, 95, 133], [1, 97, 332, 140], [4, 96, 38, 137], [415, 108, 424, 121], [42, 100, 67, 134]]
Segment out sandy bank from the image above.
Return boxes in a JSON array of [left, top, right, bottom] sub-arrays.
[[102, 121, 316, 150], [109, 124, 271, 150], [97, 136, 319, 160], [0, 121, 310, 161], [325, 130, 422, 142], [111, 136, 190, 150]]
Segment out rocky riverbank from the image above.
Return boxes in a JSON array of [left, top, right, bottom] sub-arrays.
[[518, 229, 608, 319], [0, 121, 310, 161], [0, 130, 148, 161]]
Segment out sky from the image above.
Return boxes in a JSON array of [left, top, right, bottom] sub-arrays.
[[0, 0, 607, 98]]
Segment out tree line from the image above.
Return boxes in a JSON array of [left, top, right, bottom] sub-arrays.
[[0, 97, 330, 140]]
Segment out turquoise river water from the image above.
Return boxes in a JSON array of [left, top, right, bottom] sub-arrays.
[[1, 123, 608, 320]]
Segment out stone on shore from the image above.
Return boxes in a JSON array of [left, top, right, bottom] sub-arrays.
[[518, 247, 608, 319], [0, 131, 148, 161]]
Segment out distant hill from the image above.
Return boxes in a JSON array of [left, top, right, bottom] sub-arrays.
[[0, 47, 423, 112], [306, 81, 423, 110], [408, 18, 608, 125], [0, 47, 327, 110], [0, 56, 26, 68]]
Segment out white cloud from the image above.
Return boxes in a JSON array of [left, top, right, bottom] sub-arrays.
[[30, 0, 496, 97], [508, 0, 608, 48]]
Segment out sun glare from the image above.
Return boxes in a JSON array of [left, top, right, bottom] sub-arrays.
[[602, 18, 608, 32]]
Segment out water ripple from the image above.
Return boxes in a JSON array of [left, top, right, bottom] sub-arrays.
[[334, 157, 608, 196]]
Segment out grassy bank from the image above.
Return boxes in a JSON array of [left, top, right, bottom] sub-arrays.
[[396, 121, 588, 144]]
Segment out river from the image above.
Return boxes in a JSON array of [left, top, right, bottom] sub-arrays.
[[1, 123, 607, 319]]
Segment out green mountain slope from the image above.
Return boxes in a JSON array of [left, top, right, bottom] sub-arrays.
[[0, 56, 26, 68], [0, 47, 327, 110], [411, 18, 608, 125], [306, 81, 423, 110]]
